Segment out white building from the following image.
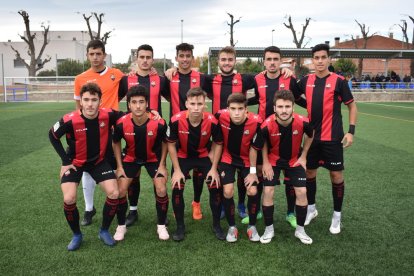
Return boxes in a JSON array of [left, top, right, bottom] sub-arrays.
[[0, 30, 112, 82]]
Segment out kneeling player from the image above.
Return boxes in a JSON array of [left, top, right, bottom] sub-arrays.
[[260, 90, 314, 244], [167, 87, 223, 241], [216, 93, 264, 242], [112, 85, 170, 241], [49, 83, 121, 251]]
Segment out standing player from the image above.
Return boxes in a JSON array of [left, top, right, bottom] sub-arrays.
[[124, 44, 169, 227], [216, 93, 264, 242], [112, 85, 169, 241], [166, 87, 224, 241], [74, 39, 128, 226], [165, 43, 209, 221], [49, 83, 121, 250], [243, 46, 306, 228], [260, 90, 314, 245], [298, 43, 357, 234]]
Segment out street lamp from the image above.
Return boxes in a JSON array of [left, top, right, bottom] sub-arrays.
[[272, 29, 275, 46], [181, 19, 184, 43]]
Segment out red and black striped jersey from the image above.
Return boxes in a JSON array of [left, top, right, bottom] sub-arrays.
[[113, 113, 167, 163], [215, 110, 264, 167], [50, 108, 121, 167], [208, 73, 255, 115], [254, 74, 301, 120], [165, 71, 207, 116], [261, 113, 313, 168], [166, 111, 220, 158], [127, 74, 168, 115], [298, 73, 354, 141]]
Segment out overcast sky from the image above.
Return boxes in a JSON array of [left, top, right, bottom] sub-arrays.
[[0, 0, 412, 63]]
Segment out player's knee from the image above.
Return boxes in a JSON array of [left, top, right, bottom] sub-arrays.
[[155, 185, 167, 197], [306, 169, 317, 179], [295, 187, 307, 204], [263, 187, 274, 201], [106, 187, 119, 199], [63, 195, 76, 205], [329, 171, 344, 183], [223, 187, 234, 198], [246, 187, 257, 196]]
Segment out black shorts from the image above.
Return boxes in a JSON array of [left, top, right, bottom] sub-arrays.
[[61, 160, 116, 184], [218, 162, 251, 185], [173, 157, 212, 180], [262, 166, 306, 187], [256, 150, 263, 166], [307, 141, 344, 171], [123, 162, 160, 179]]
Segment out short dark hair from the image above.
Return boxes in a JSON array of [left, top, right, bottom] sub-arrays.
[[227, 93, 247, 107], [86, 40, 105, 53], [176, 43, 194, 55], [186, 87, 206, 99], [312, 43, 330, 57], [80, 83, 102, 99], [273, 90, 295, 105], [219, 46, 236, 57], [264, 46, 281, 58], [127, 85, 148, 103], [137, 44, 153, 57]]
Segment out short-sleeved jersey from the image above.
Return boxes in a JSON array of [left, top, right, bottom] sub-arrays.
[[165, 71, 207, 116], [298, 73, 354, 141], [74, 67, 125, 110], [261, 113, 313, 168], [166, 111, 220, 159], [208, 73, 255, 115], [50, 108, 120, 167], [127, 74, 168, 115], [113, 113, 167, 163], [254, 74, 301, 120], [216, 110, 264, 167]]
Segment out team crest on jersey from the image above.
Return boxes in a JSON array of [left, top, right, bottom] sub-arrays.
[[326, 83, 331, 88], [233, 79, 238, 85], [244, 129, 250, 135], [293, 130, 299, 135], [148, 131, 154, 136], [279, 83, 285, 88], [151, 81, 156, 87], [110, 74, 115, 81], [100, 121, 106, 128], [202, 131, 207, 136], [192, 78, 197, 84]]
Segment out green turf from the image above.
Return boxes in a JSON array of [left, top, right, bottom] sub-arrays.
[[0, 101, 413, 275]]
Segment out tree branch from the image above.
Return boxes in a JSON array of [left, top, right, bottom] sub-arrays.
[[83, 13, 94, 40], [10, 45, 30, 70]]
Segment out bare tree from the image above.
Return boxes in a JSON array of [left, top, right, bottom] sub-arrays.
[[400, 15, 414, 76], [10, 10, 51, 77], [351, 20, 376, 78], [82, 12, 113, 45], [283, 15, 312, 48], [226, 12, 241, 47]]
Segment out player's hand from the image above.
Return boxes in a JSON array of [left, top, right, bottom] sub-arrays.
[[293, 156, 307, 170], [244, 173, 258, 189], [341, 133, 354, 148], [171, 170, 185, 189], [60, 164, 77, 178], [206, 169, 220, 189], [164, 67, 178, 80], [281, 67, 293, 78], [115, 167, 126, 179], [262, 162, 274, 181], [127, 70, 136, 77], [150, 110, 161, 120], [149, 67, 158, 76], [155, 165, 168, 181], [259, 70, 267, 75]]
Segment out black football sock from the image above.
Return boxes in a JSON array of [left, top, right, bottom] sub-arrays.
[[237, 174, 246, 205], [247, 194, 259, 226], [116, 197, 128, 225], [192, 170, 204, 203], [128, 177, 140, 208], [257, 179, 264, 210], [332, 181, 345, 212], [223, 197, 235, 226], [285, 184, 296, 214], [208, 187, 221, 226], [155, 194, 169, 225], [64, 202, 81, 235], [102, 197, 118, 230], [262, 205, 274, 227], [306, 177, 317, 205], [296, 204, 307, 227], [172, 188, 185, 226]]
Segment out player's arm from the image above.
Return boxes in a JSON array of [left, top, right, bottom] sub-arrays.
[[247, 81, 259, 106], [342, 101, 357, 148], [206, 142, 222, 188], [294, 131, 314, 170], [262, 141, 274, 181], [112, 124, 126, 178], [167, 141, 185, 189], [156, 141, 168, 180], [290, 78, 307, 109], [118, 76, 128, 102]]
